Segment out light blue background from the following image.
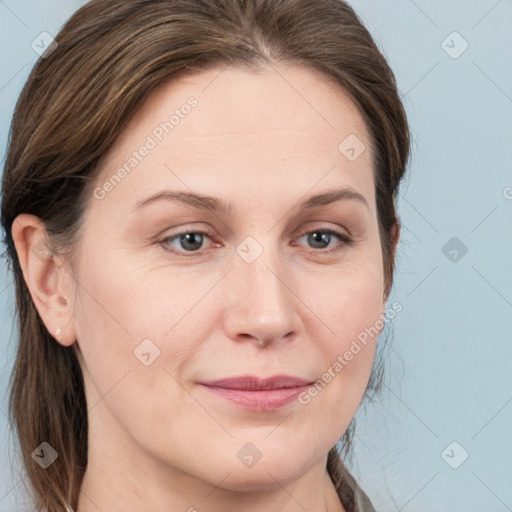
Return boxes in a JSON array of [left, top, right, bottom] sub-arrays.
[[1, 1, 511, 511]]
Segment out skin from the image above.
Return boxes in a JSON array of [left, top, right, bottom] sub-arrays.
[[12, 62, 399, 512]]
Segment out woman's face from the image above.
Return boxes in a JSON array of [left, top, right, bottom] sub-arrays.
[[67, 63, 388, 492]]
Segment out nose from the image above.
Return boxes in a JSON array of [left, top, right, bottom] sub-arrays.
[[222, 247, 300, 348]]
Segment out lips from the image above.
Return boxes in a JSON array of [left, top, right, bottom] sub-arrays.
[[200, 375, 313, 390], [197, 375, 314, 411]]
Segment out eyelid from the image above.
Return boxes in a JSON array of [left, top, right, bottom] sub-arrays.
[[294, 223, 352, 241], [293, 226, 354, 254]]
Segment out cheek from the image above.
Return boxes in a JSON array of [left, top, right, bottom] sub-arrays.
[[71, 245, 213, 401], [310, 249, 386, 346], [304, 253, 385, 403]]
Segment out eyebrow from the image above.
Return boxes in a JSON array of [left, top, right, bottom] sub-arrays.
[[134, 187, 369, 214]]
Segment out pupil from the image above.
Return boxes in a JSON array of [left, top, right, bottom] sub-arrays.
[[309, 232, 330, 248], [181, 233, 202, 250]]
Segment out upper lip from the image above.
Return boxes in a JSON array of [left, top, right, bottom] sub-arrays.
[[198, 375, 314, 390]]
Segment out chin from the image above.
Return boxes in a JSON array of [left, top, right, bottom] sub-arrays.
[[219, 471, 299, 493], [212, 455, 317, 493]]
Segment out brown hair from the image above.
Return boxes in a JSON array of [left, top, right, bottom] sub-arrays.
[[1, 0, 410, 510]]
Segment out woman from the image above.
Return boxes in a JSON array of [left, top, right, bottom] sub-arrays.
[[1, 0, 410, 510]]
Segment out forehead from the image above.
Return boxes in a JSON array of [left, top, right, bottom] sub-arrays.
[[92, 63, 375, 213], [119, 63, 370, 146]]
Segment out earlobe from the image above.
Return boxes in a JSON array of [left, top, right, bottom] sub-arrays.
[[11, 214, 77, 347], [391, 220, 401, 260]]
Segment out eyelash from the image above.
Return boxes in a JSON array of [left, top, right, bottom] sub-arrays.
[[158, 226, 354, 257]]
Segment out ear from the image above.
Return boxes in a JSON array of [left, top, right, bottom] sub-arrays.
[[11, 214, 77, 347], [383, 219, 401, 302], [390, 219, 401, 264]]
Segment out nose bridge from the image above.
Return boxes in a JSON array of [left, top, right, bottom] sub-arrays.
[[237, 235, 290, 312], [224, 233, 299, 345]]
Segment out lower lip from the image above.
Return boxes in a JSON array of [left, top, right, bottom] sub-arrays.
[[198, 384, 309, 411]]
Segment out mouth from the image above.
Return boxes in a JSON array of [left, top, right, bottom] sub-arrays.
[[196, 375, 315, 411]]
